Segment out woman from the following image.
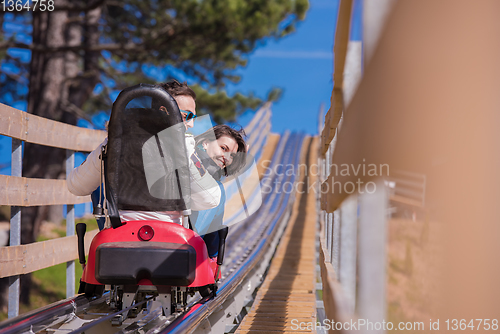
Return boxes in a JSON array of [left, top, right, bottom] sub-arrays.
[[189, 124, 247, 257]]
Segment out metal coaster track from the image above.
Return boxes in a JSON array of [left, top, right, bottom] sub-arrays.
[[0, 132, 306, 334]]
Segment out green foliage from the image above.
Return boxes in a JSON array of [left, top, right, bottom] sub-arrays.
[[32, 217, 98, 303], [266, 87, 283, 103], [104, 0, 308, 81], [32, 256, 85, 298], [87, 0, 308, 120], [1, 0, 308, 122], [32, 263, 68, 301], [73, 217, 100, 232], [0, 260, 85, 320]]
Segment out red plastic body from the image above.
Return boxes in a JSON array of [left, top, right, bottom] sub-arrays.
[[81, 220, 218, 287]]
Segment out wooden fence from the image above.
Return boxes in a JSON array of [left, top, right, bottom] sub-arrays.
[[317, 0, 394, 331], [0, 102, 107, 318]]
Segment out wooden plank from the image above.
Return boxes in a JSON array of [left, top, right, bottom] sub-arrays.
[[0, 103, 28, 141], [0, 175, 91, 206], [346, 0, 500, 321], [320, 108, 331, 154], [0, 103, 106, 152], [256, 134, 280, 179], [321, 89, 344, 156], [255, 288, 313, 295], [390, 194, 424, 208], [0, 229, 98, 277], [223, 133, 280, 220], [252, 299, 315, 306], [258, 295, 316, 302], [320, 0, 353, 156], [333, 0, 354, 88], [255, 291, 314, 297]]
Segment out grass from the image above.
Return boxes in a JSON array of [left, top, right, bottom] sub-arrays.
[[0, 217, 99, 320], [32, 257, 86, 300]]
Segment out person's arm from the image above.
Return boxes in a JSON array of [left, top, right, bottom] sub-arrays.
[[186, 135, 221, 210], [67, 138, 107, 196]]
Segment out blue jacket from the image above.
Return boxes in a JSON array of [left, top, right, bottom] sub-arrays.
[[191, 181, 226, 257]]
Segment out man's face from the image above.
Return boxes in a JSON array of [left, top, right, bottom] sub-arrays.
[[174, 95, 197, 130]]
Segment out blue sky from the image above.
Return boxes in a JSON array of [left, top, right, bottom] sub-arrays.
[[228, 0, 338, 135]]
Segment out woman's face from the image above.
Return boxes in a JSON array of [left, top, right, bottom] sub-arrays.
[[202, 136, 239, 169]]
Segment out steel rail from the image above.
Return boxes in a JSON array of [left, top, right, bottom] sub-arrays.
[[222, 133, 301, 277], [224, 131, 291, 259], [67, 296, 155, 334], [132, 133, 302, 334], [0, 293, 108, 334], [160, 133, 305, 334], [0, 133, 305, 334]]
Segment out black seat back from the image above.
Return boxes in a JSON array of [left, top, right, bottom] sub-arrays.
[[105, 84, 191, 228]]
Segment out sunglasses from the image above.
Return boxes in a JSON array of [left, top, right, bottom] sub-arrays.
[[180, 109, 197, 122]]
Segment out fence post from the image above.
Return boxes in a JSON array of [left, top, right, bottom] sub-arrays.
[[357, 180, 388, 332], [8, 139, 22, 318], [66, 150, 75, 298], [332, 209, 341, 275], [339, 194, 358, 314], [326, 213, 333, 260]]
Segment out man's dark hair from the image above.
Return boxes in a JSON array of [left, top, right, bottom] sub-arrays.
[[159, 79, 196, 100], [195, 124, 247, 176]]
